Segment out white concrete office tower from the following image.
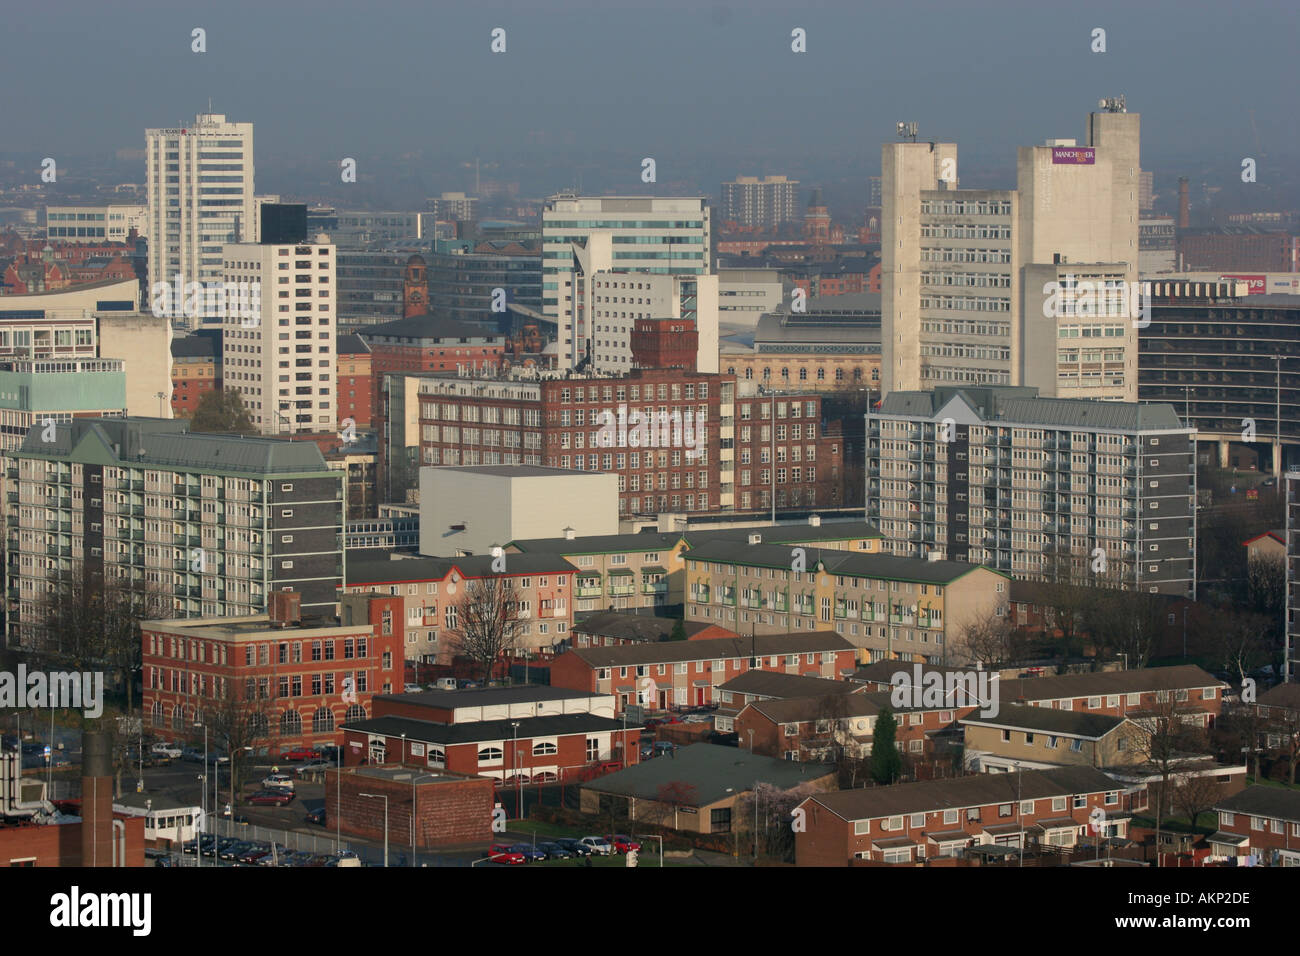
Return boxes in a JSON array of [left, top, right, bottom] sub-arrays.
[[221, 235, 336, 436], [721, 175, 799, 229], [146, 113, 255, 329], [587, 272, 719, 374], [542, 194, 711, 330], [882, 104, 1141, 402]]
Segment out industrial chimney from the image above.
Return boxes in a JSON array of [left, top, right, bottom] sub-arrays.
[[81, 731, 113, 867], [1178, 177, 1190, 229]]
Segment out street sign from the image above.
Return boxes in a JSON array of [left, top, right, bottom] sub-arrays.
[[43, 746, 51, 761]]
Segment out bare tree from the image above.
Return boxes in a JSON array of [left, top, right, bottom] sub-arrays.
[[957, 608, 1018, 669], [735, 781, 820, 861], [1269, 703, 1300, 787], [1170, 771, 1221, 830], [450, 576, 526, 682], [1202, 608, 1273, 688], [1121, 697, 1212, 863], [643, 781, 698, 830], [205, 680, 273, 806]]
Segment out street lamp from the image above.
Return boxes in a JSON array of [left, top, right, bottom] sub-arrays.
[[193, 721, 207, 868], [510, 721, 521, 819], [359, 792, 389, 867], [335, 744, 342, 853]]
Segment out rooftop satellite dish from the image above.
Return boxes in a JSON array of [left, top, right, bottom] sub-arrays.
[[1098, 98, 1107, 109]]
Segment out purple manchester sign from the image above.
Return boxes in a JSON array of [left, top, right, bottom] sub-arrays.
[[1052, 146, 1095, 165]]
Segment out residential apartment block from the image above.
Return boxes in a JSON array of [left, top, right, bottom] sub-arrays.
[[3, 418, 344, 647], [146, 113, 256, 328], [220, 238, 337, 436], [1288, 469, 1300, 681], [682, 538, 1009, 664], [867, 386, 1196, 594], [720, 175, 800, 230]]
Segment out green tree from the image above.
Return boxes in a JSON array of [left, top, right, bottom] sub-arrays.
[[669, 618, 687, 641], [870, 707, 902, 785], [189, 389, 255, 435]]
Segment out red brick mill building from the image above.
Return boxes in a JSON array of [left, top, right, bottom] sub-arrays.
[[141, 592, 404, 755]]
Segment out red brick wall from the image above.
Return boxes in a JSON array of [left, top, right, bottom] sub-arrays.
[[0, 814, 146, 867], [329, 768, 494, 848]]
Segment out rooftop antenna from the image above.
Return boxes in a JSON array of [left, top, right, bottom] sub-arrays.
[[1098, 95, 1126, 113], [896, 122, 918, 143]]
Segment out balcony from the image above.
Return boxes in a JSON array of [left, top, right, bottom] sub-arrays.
[[576, 584, 603, 598], [641, 581, 668, 596], [5, 492, 16, 505]]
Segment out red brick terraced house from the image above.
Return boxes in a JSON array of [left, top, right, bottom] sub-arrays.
[[737, 690, 974, 763], [997, 665, 1226, 728], [715, 669, 863, 733], [1208, 785, 1300, 866], [796, 766, 1142, 866], [550, 631, 859, 715]]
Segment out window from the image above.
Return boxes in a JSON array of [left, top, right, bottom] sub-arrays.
[[532, 741, 557, 756], [477, 746, 503, 763]]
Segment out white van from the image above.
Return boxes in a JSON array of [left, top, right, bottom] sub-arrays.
[[435, 678, 457, 690]]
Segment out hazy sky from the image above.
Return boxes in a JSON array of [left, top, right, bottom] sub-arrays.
[[5, 0, 1298, 181]]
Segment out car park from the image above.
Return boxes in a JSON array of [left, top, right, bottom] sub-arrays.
[[535, 841, 573, 860], [246, 790, 294, 807], [579, 836, 614, 856], [486, 843, 526, 864], [262, 773, 295, 791], [606, 834, 641, 853], [639, 742, 654, 760], [282, 850, 316, 867], [508, 843, 547, 863], [181, 747, 204, 761], [682, 714, 712, 724], [555, 838, 593, 857]]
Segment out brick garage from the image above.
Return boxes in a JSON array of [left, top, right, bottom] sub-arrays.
[[329, 766, 494, 849]]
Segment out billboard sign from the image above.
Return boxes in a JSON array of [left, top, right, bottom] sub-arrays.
[[1221, 274, 1266, 294], [1052, 147, 1095, 165]]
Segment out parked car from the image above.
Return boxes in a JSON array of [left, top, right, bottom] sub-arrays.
[[486, 843, 526, 865], [508, 843, 547, 863], [296, 760, 332, 776], [579, 836, 614, 856], [237, 843, 273, 865], [1262, 477, 1277, 488], [150, 741, 183, 759], [144, 848, 172, 868], [246, 790, 294, 807], [219, 841, 254, 861], [606, 834, 641, 853], [555, 838, 593, 857], [653, 741, 677, 758], [212, 838, 239, 858], [305, 807, 327, 826], [639, 743, 655, 760], [254, 844, 289, 866], [682, 714, 712, 724], [283, 850, 316, 868], [535, 841, 573, 860], [181, 747, 204, 762], [404, 683, 423, 694], [644, 715, 680, 729], [278, 746, 319, 762], [262, 773, 295, 791]]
